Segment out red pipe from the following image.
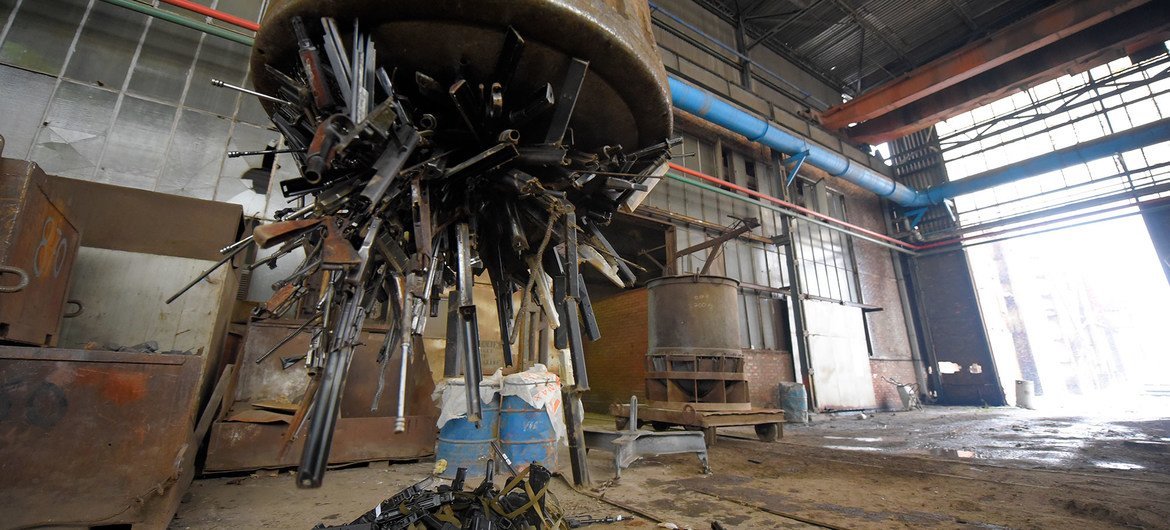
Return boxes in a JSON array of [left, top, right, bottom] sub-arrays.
[[159, 0, 260, 32], [668, 163, 925, 251]]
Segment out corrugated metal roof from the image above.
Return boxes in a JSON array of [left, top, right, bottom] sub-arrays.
[[702, 0, 1057, 96]]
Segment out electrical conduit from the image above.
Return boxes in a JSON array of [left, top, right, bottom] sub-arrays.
[[97, 0, 254, 46], [157, 0, 260, 32], [668, 163, 919, 254]]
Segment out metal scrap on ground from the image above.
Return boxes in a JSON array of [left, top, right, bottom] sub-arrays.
[[312, 463, 579, 529]]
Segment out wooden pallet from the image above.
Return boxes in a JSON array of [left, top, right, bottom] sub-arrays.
[[609, 403, 784, 445]]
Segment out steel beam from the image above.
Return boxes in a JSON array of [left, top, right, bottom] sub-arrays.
[[847, 3, 1170, 144], [818, 0, 1151, 130], [918, 116, 1170, 206]]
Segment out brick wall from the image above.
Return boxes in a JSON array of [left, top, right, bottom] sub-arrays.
[[869, 358, 921, 410], [582, 288, 650, 413], [743, 350, 795, 408]]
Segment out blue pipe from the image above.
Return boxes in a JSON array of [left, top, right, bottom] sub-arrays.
[[918, 116, 1170, 206], [669, 76, 925, 206], [669, 76, 1170, 208]]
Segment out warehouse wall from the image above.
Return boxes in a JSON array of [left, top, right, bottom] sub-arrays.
[[0, 0, 919, 410], [636, 113, 917, 411], [837, 178, 920, 410], [581, 289, 649, 412]]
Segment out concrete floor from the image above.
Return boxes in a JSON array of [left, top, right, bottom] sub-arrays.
[[173, 405, 1170, 529]]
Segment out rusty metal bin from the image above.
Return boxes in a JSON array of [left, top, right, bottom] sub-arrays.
[[0, 346, 204, 528], [0, 156, 80, 346], [204, 320, 439, 472]]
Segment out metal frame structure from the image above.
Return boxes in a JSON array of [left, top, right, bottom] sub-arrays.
[[687, 0, 1054, 100], [939, 54, 1170, 162], [925, 52, 1170, 240], [584, 396, 710, 478]]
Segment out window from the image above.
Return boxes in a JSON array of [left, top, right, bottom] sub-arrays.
[[936, 53, 1170, 228], [792, 180, 862, 303], [744, 161, 759, 191], [721, 146, 734, 183]]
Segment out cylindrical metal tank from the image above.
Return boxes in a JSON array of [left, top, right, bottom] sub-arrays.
[[645, 275, 750, 408], [647, 275, 742, 357], [435, 381, 500, 478], [498, 372, 560, 473], [499, 395, 558, 472], [251, 0, 672, 151]]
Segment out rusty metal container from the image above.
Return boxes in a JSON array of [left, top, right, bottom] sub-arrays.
[[645, 275, 750, 409], [251, 0, 672, 151], [204, 319, 438, 472], [0, 346, 205, 528], [0, 156, 79, 346]]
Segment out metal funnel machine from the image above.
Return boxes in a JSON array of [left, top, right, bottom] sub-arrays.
[[645, 275, 752, 409], [610, 272, 785, 443]]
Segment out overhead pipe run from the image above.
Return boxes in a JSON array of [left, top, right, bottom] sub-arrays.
[[669, 77, 1170, 210], [108, 0, 1147, 255], [667, 163, 921, 254], [98, 0, 255, 46], [668, 76, 928, 207], [158, 0, 260, 32]]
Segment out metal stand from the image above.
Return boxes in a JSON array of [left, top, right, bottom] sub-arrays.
[[585, 396, 710, 478]]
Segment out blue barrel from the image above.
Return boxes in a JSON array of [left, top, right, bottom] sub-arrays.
[[435, 394, 500, 478], [499, 394, 558, 472], [779, 382, 809, 423]]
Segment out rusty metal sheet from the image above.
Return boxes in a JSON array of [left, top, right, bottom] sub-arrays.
[[205, 415, 436, 472], [910, 252, 1006, 406], [204, 320, 438, 472], [0, 347, 203, 528], [0, 159, 80, 346], [40, 173, 243, 262]]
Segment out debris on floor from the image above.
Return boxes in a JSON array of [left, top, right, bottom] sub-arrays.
[[563, 514, 630, 528], [312, 463, 591, 529]]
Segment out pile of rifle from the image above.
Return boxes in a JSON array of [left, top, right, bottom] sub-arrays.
[[314, 463, 567, 530], [188, 16, 676, 488]]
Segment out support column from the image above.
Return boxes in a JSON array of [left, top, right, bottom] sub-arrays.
[[734, 14, 752, 88]]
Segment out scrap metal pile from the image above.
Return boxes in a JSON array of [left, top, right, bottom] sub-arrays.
[[191, 16, 675, 488], [314, 463, 569, 530]]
